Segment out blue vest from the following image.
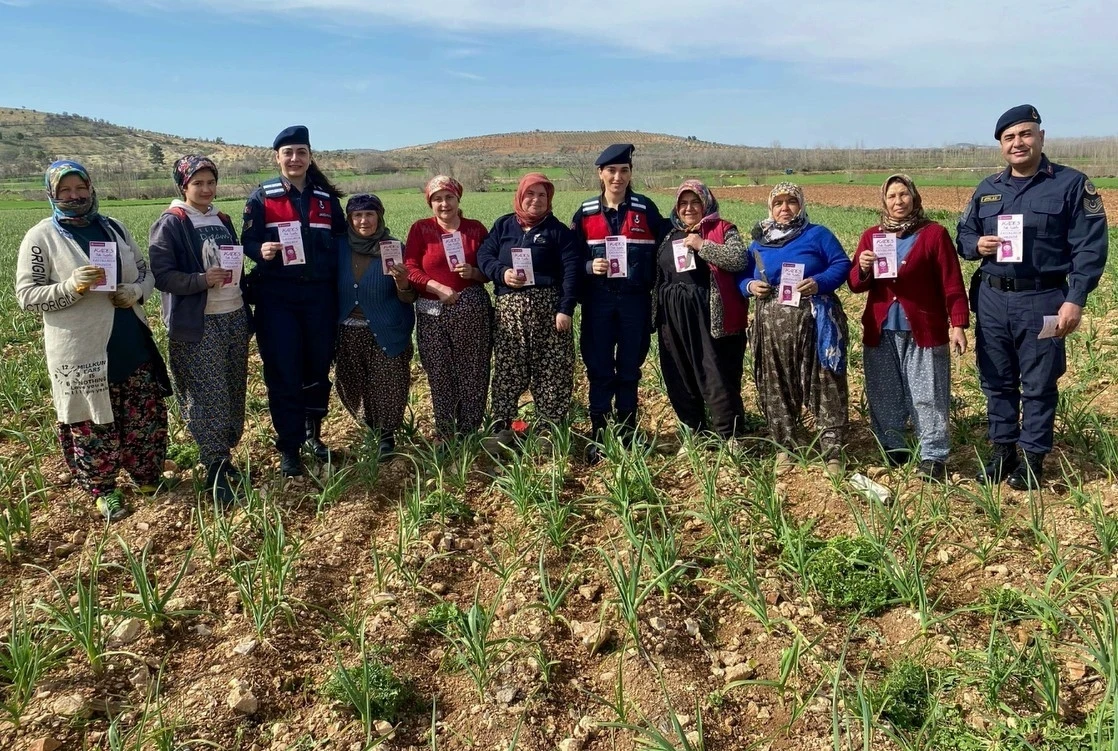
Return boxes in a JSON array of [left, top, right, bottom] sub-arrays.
[[336, 236, 415, 357]]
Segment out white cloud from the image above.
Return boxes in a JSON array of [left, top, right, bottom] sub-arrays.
[[115, 1, 1118, 87], [446, 70, 485, 81]]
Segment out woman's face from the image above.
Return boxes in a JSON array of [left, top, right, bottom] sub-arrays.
[[350, 210, 379, 237], [771, 194, 801, 224], [599, 164, 631, 195], [184, 169, 217, 209], [429, 189, 460, 223], [677, 191, 704, 226], [521, 184, 549, 215], [275, 144, 310, 180], [55, 173, 90, 201], [884, 182, 914, 220]]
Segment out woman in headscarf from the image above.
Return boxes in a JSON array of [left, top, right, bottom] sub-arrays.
[[15, 161, 170, 521], [149, 155, 251, 505], [334, 194, 416, 459], [404, 176, 491, 443], [653, 180, 749, 443], [737, 182, 851, 477], [848, 174, 969, 482], [476, 173, 579, 446]]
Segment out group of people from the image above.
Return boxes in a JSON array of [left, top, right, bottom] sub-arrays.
[[14, 105, 1108, 522]]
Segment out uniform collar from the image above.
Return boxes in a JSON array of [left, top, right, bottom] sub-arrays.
[[995, 154, 1054, 184], [600, 188, 633, 212]]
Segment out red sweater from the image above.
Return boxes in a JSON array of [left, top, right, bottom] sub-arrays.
[[404, 217, 489, 300], [847, 222, 969, 348]]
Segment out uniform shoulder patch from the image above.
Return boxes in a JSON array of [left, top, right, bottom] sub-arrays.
[[980, 194, 1002, 203], [1085, 180, 1098, 196], [1084, 193, 1105, 217]]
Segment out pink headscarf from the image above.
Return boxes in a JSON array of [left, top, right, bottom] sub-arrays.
[[424, 175, 463, 205], [514, 173, 554, 229]]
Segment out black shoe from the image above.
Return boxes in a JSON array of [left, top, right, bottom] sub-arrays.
[[586, 413, 607, 465], [205, 461, 237, 506], [377, 436, 395, 463], [975, 443, 1019, 484], [616, 410, 639, 448], [280, 450, 304, 477], [885, 448, 911, 468], [917, 459, 947, 484], [1007, 451, 1044, 491], [304, 417, 330, 461], [585, 443, 604, 465]]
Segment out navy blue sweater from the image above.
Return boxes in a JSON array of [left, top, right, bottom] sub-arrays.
[[336, 236, 415, 358], [476, 213, 580, 316]]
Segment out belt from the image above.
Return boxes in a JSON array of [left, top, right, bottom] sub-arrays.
[[981, 272, 1066, 292]]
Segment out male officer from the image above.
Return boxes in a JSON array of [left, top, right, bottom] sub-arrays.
[[957, 105, 1108, 490]]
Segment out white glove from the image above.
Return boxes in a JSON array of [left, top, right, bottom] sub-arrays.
[[69, 265, 103, 292], [111, 283, 142, 308]]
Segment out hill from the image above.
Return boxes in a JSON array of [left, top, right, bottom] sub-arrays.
[[392, 130, 739, 158]]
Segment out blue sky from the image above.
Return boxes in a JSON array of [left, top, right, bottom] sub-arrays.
[[2, 0, 1116, 151]]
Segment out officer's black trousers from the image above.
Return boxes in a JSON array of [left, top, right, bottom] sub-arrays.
[[975, 283, 1066, 455], [580, 291, 652, 418], [254, 279, 338, 453]]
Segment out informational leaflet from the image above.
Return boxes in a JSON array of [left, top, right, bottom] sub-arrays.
[[1038, 315, 1060, 339], [510, 248, 535, 286], [379, 240, 403, 274], [87, 241, 117, 291], [779, 262, 804, 307], [672, 239, 696, 272], [871, 232, 898, 278], [440, 232, 464, 269], [997, 214, 1024, 263], [218, 245, 243, 287], [276, 221, 306, 266], [605, 235, 628, 278]]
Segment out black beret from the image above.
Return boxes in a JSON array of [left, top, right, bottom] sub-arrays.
[[595, 143, 635, 167], [994, 105, 1041, 140], [273, 125, 311, 150]]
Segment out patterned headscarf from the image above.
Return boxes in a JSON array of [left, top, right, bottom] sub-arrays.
[[514, 173, 554, 229], [879, 174, 928, 238], [173, 155, 219, 196], [45, 160, 100, 228], [345, 193, 389, 255], [756, 181, 808, 246], [424, 175, 463, 205], [671, 179, 720, 232]]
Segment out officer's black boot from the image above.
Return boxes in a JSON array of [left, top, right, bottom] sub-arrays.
[[304, 416, 330, 461], [1007, 451, 1045, 491], [585, 413, 608, 466], [617, 410, 639, 448], [975, 442, 1019, 484], [280, 449, 303, 478]]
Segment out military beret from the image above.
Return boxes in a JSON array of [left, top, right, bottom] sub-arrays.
[[595, 143, 635, 167], [994, 105, 1041, 140], [273, 125, 311, 150]]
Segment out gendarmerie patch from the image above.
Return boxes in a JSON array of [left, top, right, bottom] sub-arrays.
[[980, 194, 1002, 203], [1085, 180, 1098, 196], [1084, 194, 1105, 217]]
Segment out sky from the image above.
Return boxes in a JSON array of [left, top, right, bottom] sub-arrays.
[[2, 0, 1117, 151]]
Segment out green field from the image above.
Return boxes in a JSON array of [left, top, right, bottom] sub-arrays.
[[2, 193, 1118, 750]]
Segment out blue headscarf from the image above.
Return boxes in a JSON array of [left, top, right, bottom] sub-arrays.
[[45, 160, 100, 228]]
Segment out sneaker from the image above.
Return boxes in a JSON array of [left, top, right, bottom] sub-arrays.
[[1007, 451, 1044, 491], [95, 490, 130, 522], [975, 443, 1019, 484], [280, 450, 304, 478], [917, 459, 947, 484], [774, 452, 792, 476]]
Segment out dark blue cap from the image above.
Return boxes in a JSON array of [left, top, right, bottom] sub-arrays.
[[994, 105, 1041, 140], [273, 125, 310, 150], [595, 143, 635, 167]]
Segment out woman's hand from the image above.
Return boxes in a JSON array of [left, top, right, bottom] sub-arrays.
[[748, 280, 773, 298], [976, 236, 1001, 257], [70, 265, 104, 293], [591, 258, 608, 276], [389, 264, 410, 285], [111, 283, 142, 309], [204, 267, 228, 288], [683, 234, 704, 252], [454, 263, 484, 282], [555, 313, 572, 332], [260, 241, 282, 261], [503, 269, 527, 288], [796, 278, 819, 296], [949, 326, 968, 355], [430, 282, 459, 306], [858, 249, 875, 274]]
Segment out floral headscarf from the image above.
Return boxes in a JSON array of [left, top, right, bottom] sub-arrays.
[[172, 155, 219, 196], [514, 173, 554, 229], [45, 160, 99, 228], [424, 175, 463, 204], [755, 181, 808, 246], [671, 179, 720, 232], [879, 173, 928, 238]]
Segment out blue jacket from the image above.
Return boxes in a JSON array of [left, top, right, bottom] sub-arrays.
[[336, 236, 415, 358], [241, 177, 346, 286], [476, 213, 580, 316], [956, 155, 1108, 307], [737, 224, 852, 297], [570, 191, 667, 299]]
